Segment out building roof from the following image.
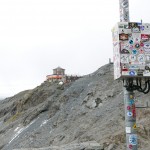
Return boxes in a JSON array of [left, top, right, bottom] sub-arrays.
[[53, 66, 65, 70]]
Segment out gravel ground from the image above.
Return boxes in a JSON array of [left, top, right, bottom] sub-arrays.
[[0, 63, 150, 150]]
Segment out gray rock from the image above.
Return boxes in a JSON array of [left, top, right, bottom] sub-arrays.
[[0, 64, 150, 150]]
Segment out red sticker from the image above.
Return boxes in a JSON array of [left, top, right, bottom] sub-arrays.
[[132, 109, 136, 118], [129, 144, 133, 149], [140, 42, 144, 47], [141, 34, 149, 40], [127, 106, 131, 110]]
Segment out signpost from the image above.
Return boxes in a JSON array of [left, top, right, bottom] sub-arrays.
[[112, 0, 150, 149]]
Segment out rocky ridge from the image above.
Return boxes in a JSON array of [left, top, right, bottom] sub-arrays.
[[0, 64, 150, 150]]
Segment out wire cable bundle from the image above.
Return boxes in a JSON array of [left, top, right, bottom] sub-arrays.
[[123, 78, 150, 94]]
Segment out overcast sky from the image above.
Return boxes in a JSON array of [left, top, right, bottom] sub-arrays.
[[0, 0, 150, 97]]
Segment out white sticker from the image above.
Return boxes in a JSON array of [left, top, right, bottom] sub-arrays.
[[127, 112, 133, 117], [146, 55, 150, 61], [129, 55, 136, 62], [138, 54, 145, 62], [143, 71, 150, 76], [144, 24, 150, 32], [126, 127, 131, 133], [129, 134, 137, 145], [144, 43, 150, 53], [122, 71, 129, 75], [121, 54, 129, 63]]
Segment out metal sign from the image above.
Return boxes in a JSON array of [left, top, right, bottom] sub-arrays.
[[112, 22, 150, 79]]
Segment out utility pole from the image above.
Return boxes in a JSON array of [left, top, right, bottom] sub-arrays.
[[119, 1, 138, 149], [112, 0, 150, 149], [119, 0, 130, 22], [123, 81, 137, 150]]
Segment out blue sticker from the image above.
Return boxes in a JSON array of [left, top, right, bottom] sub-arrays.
[[140, 26, 144, 31], [127, 112, 133, 117], [129, 71, 135, 76], [129, 134, 137, 145], [132, 49, 138, 55], [129, 65, 138, 70], [129, 100, 134, 105], [137, 22, 142, 26], [129, 40, 133, 45]]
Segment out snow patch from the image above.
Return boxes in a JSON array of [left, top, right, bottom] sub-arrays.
[[9, 127, 24, 144], [40, 120, 49, 127], [9, 119, 37, 144]]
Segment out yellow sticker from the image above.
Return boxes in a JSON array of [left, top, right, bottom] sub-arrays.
[[130, 95, 133, 99], [133, 124, 137, 129]]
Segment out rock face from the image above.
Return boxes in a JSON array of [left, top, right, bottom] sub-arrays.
[[0, 64, 150, 150]]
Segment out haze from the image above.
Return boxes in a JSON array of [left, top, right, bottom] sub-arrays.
[[0, 0, 150, 97]]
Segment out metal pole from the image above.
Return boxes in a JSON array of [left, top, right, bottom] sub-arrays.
[[119, 0, 138, 149], [119, 0, 130, 22], [124, 81, 138, 150]]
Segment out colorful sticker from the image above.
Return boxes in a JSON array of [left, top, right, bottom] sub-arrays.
[[129, 134, 137, 145], [119, 33, 129, 41], [127, 112, 133, 117], [127, 106, 131, 110], [122, 64, 128, 71], [126, 127, 131, 133], [141, 34, 149, 40], [129, 55, 136, 62], [145, 66, 150, 70], [122, 71, 129, 75], [124, 25, 129, 29], [146, 55, 150, 61], [132, 49, 138, 55], [133, 123, 137, 129], [129, 145, 133, 149], [138, 54, 145, 62], [143, 24, 150, 32], [132, 109, 136, 118], [121, 49, 130, 54], [132, 27, 140, 33], [140, 25, 145, 31], [129, 65, 139, 70], [135, 43, 140, 49], [129, 99, 134, 105], [129, 71, 136, 76], [139, 49, 144, 54], [129, 23, 138, 29], [129, 39, 133, 45], [137, 69, 144, 76], [121, 54, 129, 63], [143, 70, 150, 76], [144, 43, 150, 53], [130, 95, 133, 99]]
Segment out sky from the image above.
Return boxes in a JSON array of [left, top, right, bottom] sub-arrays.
[[1, 0, 150, 97]]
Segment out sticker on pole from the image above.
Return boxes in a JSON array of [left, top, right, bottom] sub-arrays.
[[127, 112, 133, 117], [126, 127, 131, 133], [129, 95, 134, 99], [129, 134, 137, 145], [129, 145, 133, 149], [133, 123, 137, 129]]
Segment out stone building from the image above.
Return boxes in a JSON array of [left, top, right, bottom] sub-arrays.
[[46, 67, 66, 82]]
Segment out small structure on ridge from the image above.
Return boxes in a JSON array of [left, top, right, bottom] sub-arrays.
[[46, 66, 81, 83], [46, 67, 66, 82]]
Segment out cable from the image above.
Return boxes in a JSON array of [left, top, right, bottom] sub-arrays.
[[123, 78, 150, 94]]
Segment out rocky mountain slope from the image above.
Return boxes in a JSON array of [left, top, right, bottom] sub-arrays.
[[0, 64, 150, 150]]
